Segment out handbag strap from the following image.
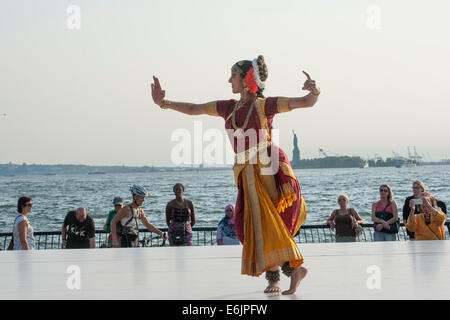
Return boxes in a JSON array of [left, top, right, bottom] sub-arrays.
[[12, 214, 23, 233], [8, 215, 23, 248]]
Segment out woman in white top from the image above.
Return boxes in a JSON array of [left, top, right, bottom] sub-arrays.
[[12, 196, 35, 250]]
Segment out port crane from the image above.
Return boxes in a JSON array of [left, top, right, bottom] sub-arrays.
[[319, 148, 340, 157], [407, 146, 423, 162]]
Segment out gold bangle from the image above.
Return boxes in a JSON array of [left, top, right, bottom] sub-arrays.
[[160, 99, 171, 109], [310, 91, 320, 97]]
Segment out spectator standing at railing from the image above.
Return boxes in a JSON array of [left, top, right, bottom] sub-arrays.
[[326, 194, 363, 242], [111, 185, 167, 248], [406, 192, 446, 240], [166, 183, 195, 246], [403, 181, 447, 241], [217, 204, 240, 245], [8, 196, 35, 250], [62, 207, 96, 249], [372, 184, 399, 241], [402, 180, 425, 240], [103, 196, 124, 247]]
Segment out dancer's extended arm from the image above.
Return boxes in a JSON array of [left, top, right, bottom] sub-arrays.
[[288, 71, 320, 110], [151, 76, 207, 115]]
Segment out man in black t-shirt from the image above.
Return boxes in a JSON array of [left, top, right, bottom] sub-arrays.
[[62, 207, 96, 249]]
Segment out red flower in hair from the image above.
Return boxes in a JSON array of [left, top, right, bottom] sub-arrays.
[[244, 67, 259, 94]]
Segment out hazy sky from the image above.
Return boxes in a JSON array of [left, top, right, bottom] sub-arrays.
[[1, 0, 449, 166]]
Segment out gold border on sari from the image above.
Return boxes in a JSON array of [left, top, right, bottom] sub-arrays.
[[244, 165, 266, 273]]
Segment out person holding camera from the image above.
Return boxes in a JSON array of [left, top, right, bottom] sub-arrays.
[[110, 185, 167, 248], [371, 184, 399, 241], [403, 181, 447, 240], [166, 183, 196, 246], [406, 192, 446, 240]]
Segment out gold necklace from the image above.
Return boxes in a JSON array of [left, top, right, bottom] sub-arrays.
[[232, 100, 255, 137]]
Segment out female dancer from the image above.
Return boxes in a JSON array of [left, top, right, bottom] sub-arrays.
[[151, 55, 320, 295]]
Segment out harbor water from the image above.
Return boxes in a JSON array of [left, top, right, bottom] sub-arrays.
[[0, 165, 449, 233]]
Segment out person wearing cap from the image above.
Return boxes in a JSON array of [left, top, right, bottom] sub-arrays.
[[103, 196, 124, 247], [110, 185, 168, 248]]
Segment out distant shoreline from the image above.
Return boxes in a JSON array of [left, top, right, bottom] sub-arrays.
[[0, 161, 449, 176]]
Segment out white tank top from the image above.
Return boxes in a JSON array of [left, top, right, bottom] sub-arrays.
[[120, 205, 140, 235], [13, 213, 35, 250]]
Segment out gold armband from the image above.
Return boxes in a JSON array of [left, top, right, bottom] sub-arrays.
[[205, 101, 219, 116], [277, 97, 291, 113], [160, 99, 172, 109]]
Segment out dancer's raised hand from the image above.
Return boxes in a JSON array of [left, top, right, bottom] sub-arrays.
[[301, 70, 320, 95], [151, 76, 166, 106]]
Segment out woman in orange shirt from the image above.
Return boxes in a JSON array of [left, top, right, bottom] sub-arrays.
[[406, 193, 446, 240]]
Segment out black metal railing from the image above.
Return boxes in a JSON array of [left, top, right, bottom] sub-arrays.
[[1, 222, 449, 250]]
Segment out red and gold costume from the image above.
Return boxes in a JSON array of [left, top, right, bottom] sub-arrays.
[[205, 97, 307, 276]]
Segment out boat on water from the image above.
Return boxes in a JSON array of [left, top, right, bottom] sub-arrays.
[[403, 162, 416, 168], [88, 171, 106, 175], [395, 159, 417, 168], [359, 161, 369, 169]]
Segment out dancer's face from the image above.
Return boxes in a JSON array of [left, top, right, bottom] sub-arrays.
[[228, 69, 244, 94]]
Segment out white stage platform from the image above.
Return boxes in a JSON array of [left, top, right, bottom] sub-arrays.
[[1, 241, 450, 300]]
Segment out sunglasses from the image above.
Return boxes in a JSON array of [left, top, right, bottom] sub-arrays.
[[24, 203, 33, 208], [379, 189, 388, 192], [412, 186, 421, 190]]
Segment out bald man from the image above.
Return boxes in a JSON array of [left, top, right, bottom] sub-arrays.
[[62, 207, 96, 249]]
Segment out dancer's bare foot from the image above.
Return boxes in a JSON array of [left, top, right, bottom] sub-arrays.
[[264, 269, 281, 294], [264, 281, 281, 293], [282, 267, 307, 295]]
